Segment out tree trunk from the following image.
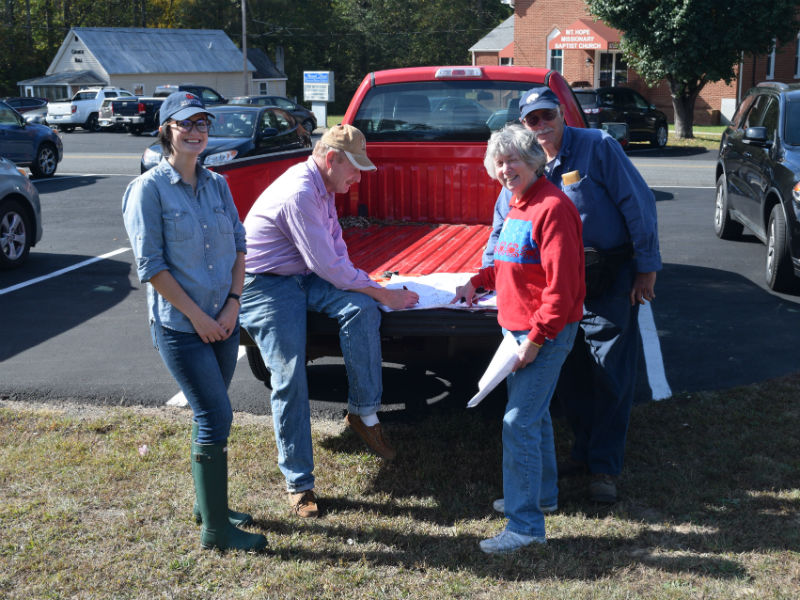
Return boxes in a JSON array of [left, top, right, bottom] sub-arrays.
[[667, 75, 707, 139]]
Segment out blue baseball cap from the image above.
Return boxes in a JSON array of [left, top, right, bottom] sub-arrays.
[[519, 87, 561, 120], [159, 91, 209, 126]]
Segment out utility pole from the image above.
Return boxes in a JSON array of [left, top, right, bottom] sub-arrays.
[[242, 0, 248, 95]]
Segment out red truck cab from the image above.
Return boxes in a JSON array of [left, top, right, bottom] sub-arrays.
[[214, 66, 585, 384]]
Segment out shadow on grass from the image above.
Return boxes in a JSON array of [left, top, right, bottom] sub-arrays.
[[310, 371, 800, 581]]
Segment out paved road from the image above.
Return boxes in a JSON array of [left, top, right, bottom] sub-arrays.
[[1, 132, 798, 418]]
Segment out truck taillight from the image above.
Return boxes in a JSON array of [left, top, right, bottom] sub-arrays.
[[71, 105, 77, 114], [138, 102, 145, 114]]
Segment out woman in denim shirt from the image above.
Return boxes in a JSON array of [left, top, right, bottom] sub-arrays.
[[122, 92, 265, 552]]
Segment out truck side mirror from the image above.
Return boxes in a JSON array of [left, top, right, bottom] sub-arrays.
[[744, 126, 770, 147]]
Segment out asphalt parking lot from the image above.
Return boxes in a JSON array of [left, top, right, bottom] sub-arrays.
[[1, 130, 799, 418]]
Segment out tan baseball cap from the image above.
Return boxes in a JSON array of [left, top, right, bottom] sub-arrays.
[[321, 124, 376, 171]]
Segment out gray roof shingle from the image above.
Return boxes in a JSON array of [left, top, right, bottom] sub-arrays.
[[469, 16, 514, 52], [70, 27, 254, 74]]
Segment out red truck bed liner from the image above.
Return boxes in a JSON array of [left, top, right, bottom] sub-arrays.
[[344, 223, 491, 278]]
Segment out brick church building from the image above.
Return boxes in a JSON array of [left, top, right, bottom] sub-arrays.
[[470, 0, 799, 125]]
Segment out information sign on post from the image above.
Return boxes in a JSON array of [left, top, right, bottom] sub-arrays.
[[303, 71, 334, 131]]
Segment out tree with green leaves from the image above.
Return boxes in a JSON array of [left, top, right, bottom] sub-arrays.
[[586, 0, 800, 138]]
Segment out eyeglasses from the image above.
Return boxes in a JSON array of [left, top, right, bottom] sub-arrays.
[[171, 119, 210, 133], [521, 109, 559, 127]]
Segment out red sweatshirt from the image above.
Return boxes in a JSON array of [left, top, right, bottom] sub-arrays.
[[471, 176, 585, 345]]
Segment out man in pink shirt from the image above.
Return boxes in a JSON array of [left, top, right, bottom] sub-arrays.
[[240, 124, 418, 518]]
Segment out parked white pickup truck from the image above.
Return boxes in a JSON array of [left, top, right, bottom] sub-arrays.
[[47, 87, 134, 132]]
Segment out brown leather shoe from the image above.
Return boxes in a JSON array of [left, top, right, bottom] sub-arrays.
[[345, 414, 397, 460], [289, 489, 319, 518]]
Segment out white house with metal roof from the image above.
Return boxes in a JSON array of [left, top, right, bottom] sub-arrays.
[[17, 27, 286, 101]]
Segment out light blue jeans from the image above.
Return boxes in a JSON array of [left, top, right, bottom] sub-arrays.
[[239, 272, 383, 493], [502, 322, 579, 538], [150, 322, 239, 444]]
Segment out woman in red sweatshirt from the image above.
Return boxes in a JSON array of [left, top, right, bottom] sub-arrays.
[[454, 123, 585, 554]]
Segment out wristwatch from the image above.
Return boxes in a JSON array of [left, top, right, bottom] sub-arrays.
[[226, 293, 241, 304]]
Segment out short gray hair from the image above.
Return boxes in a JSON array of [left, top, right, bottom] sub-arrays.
[[483, 123, 546, 181]]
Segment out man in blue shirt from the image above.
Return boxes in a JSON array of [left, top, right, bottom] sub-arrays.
[[484, 87, 661, 504]]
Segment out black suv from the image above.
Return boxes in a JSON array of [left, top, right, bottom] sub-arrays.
[[573, 86, 668, 147], [715, 82, 800, 292]]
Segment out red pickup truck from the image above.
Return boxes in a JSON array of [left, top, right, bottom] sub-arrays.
[[213, 66, 586, 383]]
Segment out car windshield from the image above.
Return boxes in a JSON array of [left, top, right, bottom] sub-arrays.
[[784, 99, 800, 146], [352, 80, 535, 142], [209, 110, 256, 138], [573, 90, 598, 108]]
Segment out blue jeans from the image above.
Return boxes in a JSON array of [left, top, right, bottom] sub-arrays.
[[239, 272, 383, 492], [555, 261, 639, 476], [150, 322, 239, 444], [503, 322, 578, 538]]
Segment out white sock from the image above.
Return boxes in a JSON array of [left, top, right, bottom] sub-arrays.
[[360, 412, 379, 427]]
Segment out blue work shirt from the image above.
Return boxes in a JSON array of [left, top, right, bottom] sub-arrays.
[[122, 158, 247, 333], [484, 127, 662, 274]]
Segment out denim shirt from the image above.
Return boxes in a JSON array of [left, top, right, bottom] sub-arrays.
[[122, 158, 247, 333], [484, 127, 662, 274]]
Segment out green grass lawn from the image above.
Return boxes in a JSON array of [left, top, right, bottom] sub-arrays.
[[2, 371, 799, 599]]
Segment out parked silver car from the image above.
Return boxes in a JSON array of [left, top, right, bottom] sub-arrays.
[[0, 155, 42, 268]]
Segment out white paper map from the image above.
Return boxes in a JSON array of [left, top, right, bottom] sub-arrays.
[[378, 273, 497, 312]]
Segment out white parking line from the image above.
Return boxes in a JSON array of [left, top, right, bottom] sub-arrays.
[[639, 302, 672, 401], [166, 346, 248, 407], [0, 247, 131, 296]]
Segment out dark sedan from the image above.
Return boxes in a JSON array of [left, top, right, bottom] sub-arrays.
[[229, 95, 317, 134], [1, 97, 48, 114], [0, 101, 63, 178], [141, 105, 311, 172], [573, 86, 668, 148]]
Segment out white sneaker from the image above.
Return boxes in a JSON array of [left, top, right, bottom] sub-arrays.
[[479, 529, 546, 554], [492, 498, 558, 514]]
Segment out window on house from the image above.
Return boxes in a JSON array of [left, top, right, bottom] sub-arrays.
[[499, 57, 513, 66], [599, 53, 628, 87], [795, 33, 800, 78], [767, 39, 776, 80], [546, 29, 562, 73], [550, 50, 563, 74]]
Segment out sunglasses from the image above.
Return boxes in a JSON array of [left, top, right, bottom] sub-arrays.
[[521, 108, 559, 127], [171, 119, 210, 133]]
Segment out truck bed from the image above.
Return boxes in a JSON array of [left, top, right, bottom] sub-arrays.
[[344, 222, 491, 278]]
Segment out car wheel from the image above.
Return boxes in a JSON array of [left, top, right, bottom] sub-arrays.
[[714, 174, 743, 240], [766, 204, 796, 292], [651, 123, 668, 148], [84, 113, 100, 132], [302, 118, 316, 134], [30, 143, 58, 178], [58, 125, 75, 133], [245, 346, 271, 383], [0, 198, 31, 269]]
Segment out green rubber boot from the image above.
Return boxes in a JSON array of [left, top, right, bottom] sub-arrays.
[[192, 441, 267, 552], [191, 422, 253, 527]]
